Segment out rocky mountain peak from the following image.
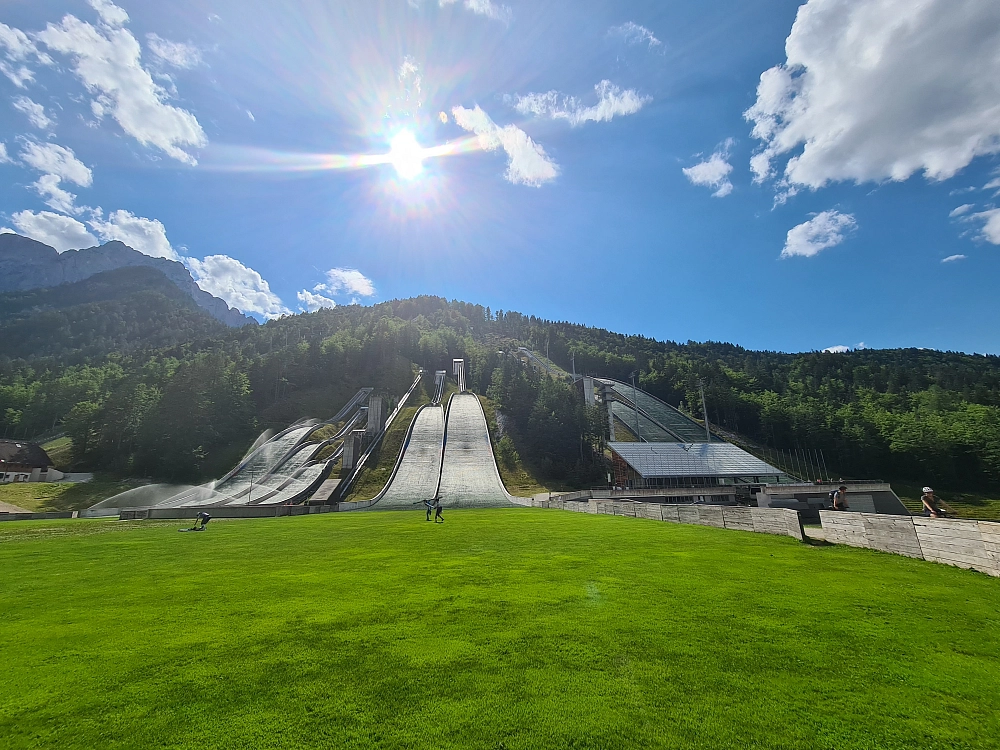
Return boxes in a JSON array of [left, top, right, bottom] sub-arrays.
[[0, 233, 257, 328]]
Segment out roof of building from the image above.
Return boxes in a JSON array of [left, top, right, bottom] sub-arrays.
[[609, 441, 783, 478], [0, 439, 52, 468]]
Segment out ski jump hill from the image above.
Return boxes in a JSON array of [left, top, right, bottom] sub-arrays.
[[103, 366, 524, 516], [352, 390, 522, 511]]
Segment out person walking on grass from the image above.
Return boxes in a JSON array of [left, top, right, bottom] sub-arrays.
[[424, 499, 434, 522], [921, 487, 954, 518], [434, 498, 444, 523]]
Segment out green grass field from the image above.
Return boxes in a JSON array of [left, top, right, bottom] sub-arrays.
[[2, 510, 999, 749]]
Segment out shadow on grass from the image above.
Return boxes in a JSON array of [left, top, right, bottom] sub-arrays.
[[38, 479, 145, 512]]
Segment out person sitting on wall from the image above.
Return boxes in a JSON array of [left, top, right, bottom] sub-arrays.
[[921, 487, 954, 518], [830, 485, 849, 511]]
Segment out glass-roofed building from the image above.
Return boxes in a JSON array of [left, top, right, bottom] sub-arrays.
[[578, 377, 791, 498], [608, 442, 786, 490]]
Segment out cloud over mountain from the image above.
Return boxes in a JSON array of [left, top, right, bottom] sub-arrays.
[[36, 4, 207, 164], [186, 255, 288, 319]]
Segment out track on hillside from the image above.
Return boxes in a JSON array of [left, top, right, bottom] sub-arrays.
[[370, 404, 445, 508], [436, 393, 521, 508]]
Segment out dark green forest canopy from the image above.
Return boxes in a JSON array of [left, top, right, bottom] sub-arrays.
[[1, 286, 998, 490]]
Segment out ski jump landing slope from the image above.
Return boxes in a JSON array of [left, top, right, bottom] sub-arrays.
[[374, 405, 445, 508], [437, 393, 522, 508]]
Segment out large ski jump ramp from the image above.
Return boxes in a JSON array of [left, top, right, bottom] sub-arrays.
[[373, 405, 445, 508], [437, 393, 521, 508]]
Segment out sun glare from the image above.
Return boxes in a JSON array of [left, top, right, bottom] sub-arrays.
[[388, 129, 425, 179]]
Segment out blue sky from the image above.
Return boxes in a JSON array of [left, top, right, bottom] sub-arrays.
[[2, 0, 1000, 353]]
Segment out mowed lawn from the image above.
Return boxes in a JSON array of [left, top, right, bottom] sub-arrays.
[[1, 511, 999, 749]]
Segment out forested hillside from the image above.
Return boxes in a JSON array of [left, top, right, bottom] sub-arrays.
[[2, 288, 998, 491], [0, 266, 227, 362]]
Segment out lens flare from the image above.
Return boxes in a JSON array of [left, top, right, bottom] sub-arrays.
[[388, 129, 425, 179], [205, 134, 484, 175]]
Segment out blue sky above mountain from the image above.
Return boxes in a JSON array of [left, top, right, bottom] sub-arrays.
[[1, 0, 999, 352]]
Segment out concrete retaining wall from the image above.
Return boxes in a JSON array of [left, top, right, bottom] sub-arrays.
[[520, 497, 803, 540], [120, 505, 338, 521], [0, 511, 75, 522], [820, 511, 1000, 577]]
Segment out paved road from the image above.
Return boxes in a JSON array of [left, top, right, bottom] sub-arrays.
[[376, 405, 445, 508], [437, 394, 517, 508]]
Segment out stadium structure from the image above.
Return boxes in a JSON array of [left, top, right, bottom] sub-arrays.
[[94, 352, 906, 519]]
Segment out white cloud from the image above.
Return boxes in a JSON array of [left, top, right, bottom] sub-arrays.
[[452, 105, 558, 187], [297, 289, 337, 312], [967, 208, 1000, 245], [823, 345, 850, 354], [782, 210, 857, 259], [949, 204, 974, 218], [608, 22, 661, 48], [0, 21, 52, 88], [20, 142, 93, 186], [11, 210, 97, 252], [745, 0, 1000, 190], [88, 209, 179, 260], [0, 143, 10, 163], [146, 34, 202, 69], [33, 174, 81, 215], [12, 96, 52, 129], [682, 139, 735, 197], [19, 142, 92, 214], [0, 227, 14, 234], [186, 255, 289, 319], [37, 14, 207, 164], [319, 268, 376, 298], [438, 0, 512, 23], [512, 81, 650, 127], [88, 0, 129, 27], [941, 254, 967, 263]]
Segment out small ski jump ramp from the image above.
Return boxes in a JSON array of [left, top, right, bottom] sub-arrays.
[[437, 393, 521, 508], [373, 405, 445, 508]]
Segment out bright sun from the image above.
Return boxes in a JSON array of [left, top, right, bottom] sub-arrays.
[[388, 129, 425, 180]]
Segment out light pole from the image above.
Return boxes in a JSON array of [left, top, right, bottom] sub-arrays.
[[698, 379, 711, 442], [247, 469, 254, 505], [630, 371, 641, 442]]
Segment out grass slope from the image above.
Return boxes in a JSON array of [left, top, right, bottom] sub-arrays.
[[0, 476, 143, 512], [2, 510, 999, 749]]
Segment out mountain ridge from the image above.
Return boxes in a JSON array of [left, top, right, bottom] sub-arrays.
[[0, 233, 256, 328]]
